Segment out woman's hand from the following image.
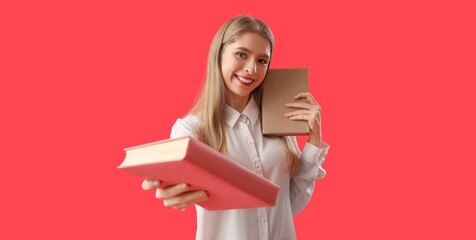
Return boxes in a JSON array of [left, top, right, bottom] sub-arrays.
[[142, 180, 208, 211], [284, 92, 323, 147]]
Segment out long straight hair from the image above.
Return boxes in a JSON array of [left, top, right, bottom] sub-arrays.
[[188, 15, 300, 176]]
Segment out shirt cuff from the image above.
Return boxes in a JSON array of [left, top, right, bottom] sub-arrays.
[[301, 141, 330, 166]]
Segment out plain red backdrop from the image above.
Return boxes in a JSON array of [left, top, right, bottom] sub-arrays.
[[1, 0, 475, 239]]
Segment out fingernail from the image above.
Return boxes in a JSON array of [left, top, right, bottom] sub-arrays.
[[155, 189, 161, 199], [181, 183, 188, 189], [153, 181, 160, 187]]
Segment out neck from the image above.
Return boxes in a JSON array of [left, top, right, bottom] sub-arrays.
[[226, 92, 251, 113]]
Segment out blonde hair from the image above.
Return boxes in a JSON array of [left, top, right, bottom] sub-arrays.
[[188, 15, 300, 176]]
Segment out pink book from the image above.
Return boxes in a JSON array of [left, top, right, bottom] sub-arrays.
[[117, 137, 280, 211]]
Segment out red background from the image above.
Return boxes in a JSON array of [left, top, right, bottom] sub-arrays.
[[1, 0, 475, 239]]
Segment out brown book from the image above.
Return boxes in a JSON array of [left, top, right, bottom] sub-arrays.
[[262, 68, 310, 136], [117, 136, 280, 211]]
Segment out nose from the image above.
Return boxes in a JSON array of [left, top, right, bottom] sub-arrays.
[[244, 59, 257, 74]]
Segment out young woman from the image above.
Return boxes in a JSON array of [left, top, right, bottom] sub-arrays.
[[142, 15, 329, 240]]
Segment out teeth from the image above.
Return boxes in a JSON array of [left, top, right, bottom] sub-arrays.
[[237, 76, 253, 84]]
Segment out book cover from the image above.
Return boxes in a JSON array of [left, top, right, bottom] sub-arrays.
[[262, 68, 310, 136], [117, 137, 280, 211]]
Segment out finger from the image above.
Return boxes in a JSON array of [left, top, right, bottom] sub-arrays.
[[289, 115, 321, 133], [284, 109, 315, 117], [173, 195, 209, 211], [142, 179, 160, 190], [293, 92, 321, 110], [284, 102, 317, 110], [155, 183, 189, 199], [170, 191, 208, 210], [294, 92, 317, 104], [289, 112, 321, 122], [164, 190, 208, 209], [288, 114, 313, 121]]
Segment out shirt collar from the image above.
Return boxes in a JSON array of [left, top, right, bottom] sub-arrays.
[[224, 96, 260, 127]]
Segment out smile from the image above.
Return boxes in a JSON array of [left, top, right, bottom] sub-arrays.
[[235, 75, 255, 86]]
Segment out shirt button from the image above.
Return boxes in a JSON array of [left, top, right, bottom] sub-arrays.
[[255, 162, 261, 168], [260, 217, 266, 223]]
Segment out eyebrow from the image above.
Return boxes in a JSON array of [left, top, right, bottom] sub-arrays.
[[235, 47, 270, 59]]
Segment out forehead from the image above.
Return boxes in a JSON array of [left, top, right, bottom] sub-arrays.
[[226, 32, 271, 57]]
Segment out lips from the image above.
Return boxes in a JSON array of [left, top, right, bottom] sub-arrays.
[[235, 75, 255, 86]]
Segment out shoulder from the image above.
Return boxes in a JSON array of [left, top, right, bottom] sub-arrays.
[[170, 115, 200, 139]]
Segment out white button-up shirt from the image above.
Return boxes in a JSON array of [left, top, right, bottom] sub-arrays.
[[170, 97, 330, 240]]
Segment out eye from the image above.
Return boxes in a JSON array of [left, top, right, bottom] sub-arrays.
[[258, 59, 268, 65], [236, 51, 247, 59]]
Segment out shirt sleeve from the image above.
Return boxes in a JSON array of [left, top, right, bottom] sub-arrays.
[[170, 116, 200, 139], [290, 139, 330, 215]]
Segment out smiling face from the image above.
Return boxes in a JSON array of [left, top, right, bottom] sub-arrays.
[[220, 32, 271, 110]]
